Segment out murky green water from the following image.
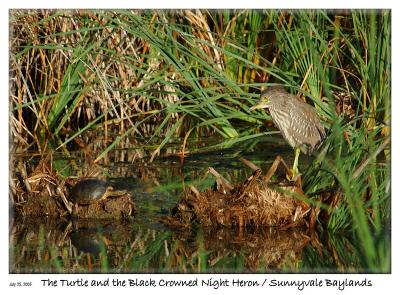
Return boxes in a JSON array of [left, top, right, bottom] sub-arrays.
[[9, 138, 369, 273]]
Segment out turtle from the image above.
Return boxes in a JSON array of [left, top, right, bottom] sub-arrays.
[[69, 178, 127, 207]]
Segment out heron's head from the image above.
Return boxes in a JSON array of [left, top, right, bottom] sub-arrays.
[[249, 86, 284, 111]]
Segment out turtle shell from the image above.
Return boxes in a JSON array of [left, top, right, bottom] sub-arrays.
[[70, 179, 110, 205]]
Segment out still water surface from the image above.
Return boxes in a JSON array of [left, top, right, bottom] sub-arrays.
[[10, 138, 363, 273]]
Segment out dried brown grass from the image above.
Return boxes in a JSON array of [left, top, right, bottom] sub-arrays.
[[168, 169, 310, 228]]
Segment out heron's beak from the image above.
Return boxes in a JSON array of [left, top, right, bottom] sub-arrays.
[[249, 102, 268, 111]]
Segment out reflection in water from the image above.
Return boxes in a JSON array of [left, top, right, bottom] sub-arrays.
[[69, 220, 129, 255], [166, 226, 311, 273], [70, 230, 104, 255], [10, 214, 364, 273]]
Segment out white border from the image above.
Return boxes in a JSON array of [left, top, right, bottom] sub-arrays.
[[2, 1, 398, 294]]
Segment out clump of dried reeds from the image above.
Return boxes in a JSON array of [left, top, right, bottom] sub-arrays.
[[11, 155, 136, 219], [167, 168, 310, 228]]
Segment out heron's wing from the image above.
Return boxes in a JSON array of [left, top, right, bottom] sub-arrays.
[[268, 95, 298, 149], [286, 98, 325, 153]]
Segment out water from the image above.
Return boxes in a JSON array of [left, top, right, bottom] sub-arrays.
[[9, 138, 366, 273]]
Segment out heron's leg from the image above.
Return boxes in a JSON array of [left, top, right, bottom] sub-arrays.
[[291, 147, 301, 177]]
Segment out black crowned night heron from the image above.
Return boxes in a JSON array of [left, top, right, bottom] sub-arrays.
[[250, 85, 325, 177]]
